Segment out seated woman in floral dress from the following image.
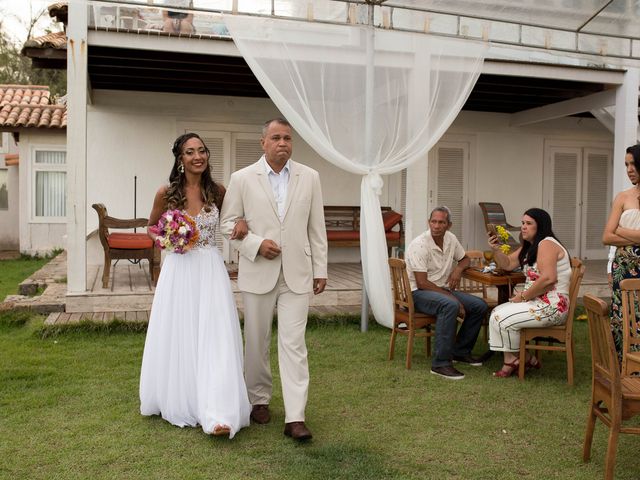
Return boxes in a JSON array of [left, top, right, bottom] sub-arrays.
[[487, 208, 571, 378]]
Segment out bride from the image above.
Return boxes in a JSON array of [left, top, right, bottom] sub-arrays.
[[140, 132, 250, 438]]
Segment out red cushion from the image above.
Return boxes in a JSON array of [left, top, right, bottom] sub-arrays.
[[326, 230, 360, 241], [107, 233, 153, 249], [385, 231, 401, 241], [382, 210, 403, 231]]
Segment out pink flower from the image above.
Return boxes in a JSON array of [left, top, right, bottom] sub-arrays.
[[151, 210, 200, 254]]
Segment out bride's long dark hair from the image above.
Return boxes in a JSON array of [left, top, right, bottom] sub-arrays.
[[164, 133, 224, 211]]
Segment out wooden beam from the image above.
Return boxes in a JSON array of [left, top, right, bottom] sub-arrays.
[[510, 89, 616, 126]]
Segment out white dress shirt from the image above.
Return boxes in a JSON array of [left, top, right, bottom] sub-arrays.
[[262, 155, 290, 221]]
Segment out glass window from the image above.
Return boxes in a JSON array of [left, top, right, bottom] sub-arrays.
[[33, 150, 66, 218], [0, 169, 7, 210]]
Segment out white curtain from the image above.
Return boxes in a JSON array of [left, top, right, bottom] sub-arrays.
[[224, 15, 486, 327], [35, 150, 67, 217]]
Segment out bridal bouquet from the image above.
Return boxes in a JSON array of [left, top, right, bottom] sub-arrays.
[[150, 210, 199, 254]]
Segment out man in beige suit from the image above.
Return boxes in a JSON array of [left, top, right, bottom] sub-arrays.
[[220, 118, 328, 441]]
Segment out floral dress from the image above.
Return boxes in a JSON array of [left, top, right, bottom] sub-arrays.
[[488, 237, 570, 352]]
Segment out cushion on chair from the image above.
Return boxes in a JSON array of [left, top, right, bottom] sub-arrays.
[[382, 210, 403, 231], [326, 230, 360, 241], [385, 231, 401, 241], [107, 233, 153, 249]]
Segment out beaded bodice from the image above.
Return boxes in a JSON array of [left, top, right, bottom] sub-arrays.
[[188, 205, 219, 250]]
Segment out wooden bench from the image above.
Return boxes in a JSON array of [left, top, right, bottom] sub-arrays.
[[324, 206, 403, 256]]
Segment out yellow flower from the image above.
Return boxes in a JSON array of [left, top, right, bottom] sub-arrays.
[[499, 244, 511, 254], [495, 225, 510, 242]]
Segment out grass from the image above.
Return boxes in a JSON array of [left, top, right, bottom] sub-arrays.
[[1, 312, 639, 480], [0, 250, 62, 301], [0, 254, 52, 301]]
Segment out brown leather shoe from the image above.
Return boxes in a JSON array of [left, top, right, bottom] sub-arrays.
[[250, 404, 270, 424], [284, 421, 312, 441]]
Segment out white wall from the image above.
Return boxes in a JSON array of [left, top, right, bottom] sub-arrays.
[[86, 90, 400, 264], [443, 111, 612, 250], [0, 133, 19, 250], [83, 91, 614, 264], [18, 130, 67, 255]]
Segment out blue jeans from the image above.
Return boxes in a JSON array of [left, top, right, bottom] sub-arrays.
[[412, 289, 487, 368]]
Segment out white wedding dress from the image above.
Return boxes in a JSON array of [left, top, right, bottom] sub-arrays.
[[139, 205, 250, 438]]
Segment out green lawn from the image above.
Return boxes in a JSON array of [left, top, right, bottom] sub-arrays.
[[0, 254, 54, 301], [1, 313, 639, 480]]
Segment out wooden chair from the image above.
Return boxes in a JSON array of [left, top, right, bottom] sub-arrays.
[[619, 278, 640, 376], [517, 257, 585, 384], [92, 203, 160, 289], [478, 202, 520, 248], [582, 294, 640, 480], [388, 257, 437, 369], [460, 250, 498, 342]]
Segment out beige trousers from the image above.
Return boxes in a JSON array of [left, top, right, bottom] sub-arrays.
[[242, 270, 310, 423]]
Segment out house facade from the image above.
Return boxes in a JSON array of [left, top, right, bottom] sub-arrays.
[[0, 85, 67, 254], [15, 1, 640, 295]]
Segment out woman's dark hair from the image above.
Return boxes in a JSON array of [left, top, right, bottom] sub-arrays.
[[627, 143, 640, 174], [517, 208, 564, 267], [164, 133, 224, 211]]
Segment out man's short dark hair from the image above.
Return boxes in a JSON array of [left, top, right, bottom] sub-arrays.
[[262, 117, 291, 137]]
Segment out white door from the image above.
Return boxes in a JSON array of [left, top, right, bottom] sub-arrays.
[[428, 140, 474, 248], [544, 145, 611, 260], [190, 130, 263, 262]]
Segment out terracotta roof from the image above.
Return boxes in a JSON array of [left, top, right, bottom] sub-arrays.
[[0, 85, 67, 129], [22, 31, 67, 51]]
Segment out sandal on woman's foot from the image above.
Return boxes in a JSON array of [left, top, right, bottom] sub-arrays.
[[493, 359, 519, 378], [212, 425, 231, 437], [526, 356, 542, 371]]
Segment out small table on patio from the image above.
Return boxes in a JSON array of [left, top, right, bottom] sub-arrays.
[[462, 267, 526, 305]]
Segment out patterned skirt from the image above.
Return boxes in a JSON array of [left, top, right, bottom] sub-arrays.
[[610, 245, 640, 362]]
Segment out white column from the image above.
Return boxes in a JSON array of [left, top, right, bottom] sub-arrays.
[[613, 67, 640, 195], [66, 1, 89, 293], [404, 156, 429, 245]]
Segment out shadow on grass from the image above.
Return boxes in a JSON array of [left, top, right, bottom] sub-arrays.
[[0, 310, 33, 329], [278, 442, 399, 479], [37, 318, 148, 338]]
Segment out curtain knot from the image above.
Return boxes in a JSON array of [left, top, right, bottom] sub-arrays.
[[365, 171, 383, 196]]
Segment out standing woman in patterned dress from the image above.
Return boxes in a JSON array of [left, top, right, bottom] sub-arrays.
[[603, 143, 640, 361]]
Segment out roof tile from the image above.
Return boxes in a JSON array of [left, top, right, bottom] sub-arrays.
[[0, 85, 67, 129]]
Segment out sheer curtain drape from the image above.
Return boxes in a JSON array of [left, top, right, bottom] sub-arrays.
[[225, 15, 486, 327]]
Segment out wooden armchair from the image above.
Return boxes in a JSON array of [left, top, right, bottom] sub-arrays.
[[619, 278, 640, 376], [582, 294, 640, 480], [92, 203, 160, 289], [478, 202, 520, 248], [517, 257, 585, 385], [388, 258, 437, 369]]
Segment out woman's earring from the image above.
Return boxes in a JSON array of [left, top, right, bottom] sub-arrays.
[[178, 163, 185, 174]]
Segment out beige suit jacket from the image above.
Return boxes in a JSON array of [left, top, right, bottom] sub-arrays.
[[220, 157, 328, 295]]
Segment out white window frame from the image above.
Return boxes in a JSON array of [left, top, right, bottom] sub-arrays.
[[0, 133, 9, 154], [30, 145, 67, 223], [0, 167, 8, 211]]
